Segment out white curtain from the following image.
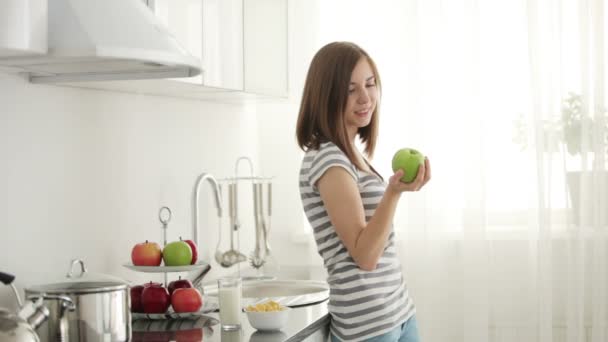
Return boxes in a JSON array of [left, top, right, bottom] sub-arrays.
[[316, 0, 607, 341]]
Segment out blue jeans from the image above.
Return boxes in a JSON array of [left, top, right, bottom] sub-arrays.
[[331, 315, 420, 342]]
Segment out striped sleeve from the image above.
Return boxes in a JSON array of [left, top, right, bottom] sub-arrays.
[[308, 145, 358, 191]]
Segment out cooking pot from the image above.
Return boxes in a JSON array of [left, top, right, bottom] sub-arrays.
[[25, 259, 131, 342]]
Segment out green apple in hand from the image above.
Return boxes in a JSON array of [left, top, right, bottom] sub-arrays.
[[162, 241, 192, 266], [392, 148, 425, 183]]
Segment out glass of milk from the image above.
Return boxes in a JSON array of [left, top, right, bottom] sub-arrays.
[[218, 277, 242, 330]]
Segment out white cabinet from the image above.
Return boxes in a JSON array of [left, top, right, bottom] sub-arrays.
[[0, 0, 47, 58], [151, 0, 288, 98], [1, 0, 288, 102], [202, 0, 244, 91], [243, 0, 288, 97]]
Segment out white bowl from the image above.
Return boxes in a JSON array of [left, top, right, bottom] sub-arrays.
[[245, 307, 291, 331]]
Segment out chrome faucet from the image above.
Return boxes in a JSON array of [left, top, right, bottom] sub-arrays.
[[191, 173, 223, 251], [189, 173, 222, 288]]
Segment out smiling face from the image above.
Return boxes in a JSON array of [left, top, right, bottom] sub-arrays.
[[297, 42, 382, 171], [344, 57, 378, 141]]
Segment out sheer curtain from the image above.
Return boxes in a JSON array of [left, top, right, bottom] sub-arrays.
[[316, 0, 606, 341]]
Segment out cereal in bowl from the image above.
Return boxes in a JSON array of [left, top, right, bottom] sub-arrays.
[[246, 300, 285, 312]]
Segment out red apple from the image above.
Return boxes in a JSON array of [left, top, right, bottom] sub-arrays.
[[171, 288, 202, 313], [167, 276, 193, 296], [174, 328, 203, 342], [181, 237, 198, 265], [131, 240, 162, 266], [141, 283, 171, 313], [130, 285, 145, 313]]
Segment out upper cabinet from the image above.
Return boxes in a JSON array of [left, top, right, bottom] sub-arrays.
[[0, 0, 287, 102], [0, 0, 47, 58], [151, 0, 288, 99]]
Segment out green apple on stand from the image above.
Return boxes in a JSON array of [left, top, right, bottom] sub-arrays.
[[162, 240, 193, 266], [392, 148, 425, 183]]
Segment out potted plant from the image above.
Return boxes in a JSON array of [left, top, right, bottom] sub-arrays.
[[561, 93, 608, 163], [560, 93, 608, 226], [513, 92, 608, 226]]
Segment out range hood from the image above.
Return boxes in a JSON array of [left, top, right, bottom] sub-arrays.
[[0, 0, 201, 83]]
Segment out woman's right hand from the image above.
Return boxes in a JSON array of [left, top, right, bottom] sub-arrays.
[[388, 157, 431, 192]]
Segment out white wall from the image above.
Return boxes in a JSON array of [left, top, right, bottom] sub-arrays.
[[0, 73, 261, 309]]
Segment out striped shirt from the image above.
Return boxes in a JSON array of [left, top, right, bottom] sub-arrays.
[[299, 142, 415, 341]]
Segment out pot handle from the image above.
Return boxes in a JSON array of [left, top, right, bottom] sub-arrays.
[[56, 296, 75, 342], [66, 259, 87, 279], [28, 294, 74, 309], [32, 295, 75, 342], [26, 294, 75, 341]]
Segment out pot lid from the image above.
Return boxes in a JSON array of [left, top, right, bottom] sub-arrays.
[[26, 259, 128, 294]]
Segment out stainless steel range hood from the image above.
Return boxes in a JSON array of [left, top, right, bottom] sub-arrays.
[[0, 0, 201, 83]]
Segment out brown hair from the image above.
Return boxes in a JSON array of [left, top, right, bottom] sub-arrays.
[[295, 41, 381, 171]]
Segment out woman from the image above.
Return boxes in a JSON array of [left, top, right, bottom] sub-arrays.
[[296, 41, 431, 341]]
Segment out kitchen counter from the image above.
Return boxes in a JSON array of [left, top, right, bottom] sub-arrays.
[[132, 300, 330, 342], [132, 265, 331, 341]]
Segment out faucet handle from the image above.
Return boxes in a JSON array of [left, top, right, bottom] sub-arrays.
[[189, 264, 212, 289]]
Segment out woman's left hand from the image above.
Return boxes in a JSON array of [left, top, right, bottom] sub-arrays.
[[388, 157, 431, 192]]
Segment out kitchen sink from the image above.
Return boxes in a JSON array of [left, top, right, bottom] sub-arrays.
[[202, 279, 329, 308]]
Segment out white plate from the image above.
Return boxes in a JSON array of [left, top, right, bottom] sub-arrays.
[[123, 261, 209, 273]]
